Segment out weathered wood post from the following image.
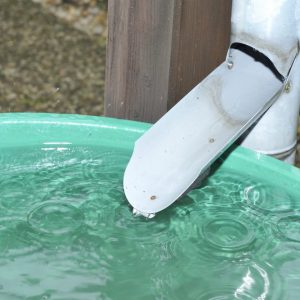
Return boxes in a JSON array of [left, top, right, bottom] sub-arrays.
[[105, 0, 232, 123]]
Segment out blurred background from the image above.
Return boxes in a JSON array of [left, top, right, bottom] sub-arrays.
[[0, 0, 299, 166], [0, 0, 107, 115]]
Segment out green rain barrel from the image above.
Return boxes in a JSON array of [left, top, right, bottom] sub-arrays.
[[1, 113, 300, 300]]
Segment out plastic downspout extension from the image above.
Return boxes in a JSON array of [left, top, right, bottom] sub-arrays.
[[237, 0, 300, 164]]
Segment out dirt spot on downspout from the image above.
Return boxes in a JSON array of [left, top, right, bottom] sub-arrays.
[[201, 75, 245, 127]]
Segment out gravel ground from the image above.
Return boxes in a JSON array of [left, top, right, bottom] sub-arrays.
[[0, 0, 106, 115], [32, 0, 107, 37]]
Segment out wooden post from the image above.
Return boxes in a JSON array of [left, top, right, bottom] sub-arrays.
[[105, 0, 232, 123]]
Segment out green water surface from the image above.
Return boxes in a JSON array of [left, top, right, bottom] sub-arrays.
[[0, 145, 300, 299]]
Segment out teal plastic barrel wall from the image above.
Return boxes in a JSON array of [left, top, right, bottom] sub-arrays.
[[0, 113, 300, 299]]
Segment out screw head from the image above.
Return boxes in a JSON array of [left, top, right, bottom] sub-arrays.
[[284, 81, 291, 93], [227, 61, 234, 70]]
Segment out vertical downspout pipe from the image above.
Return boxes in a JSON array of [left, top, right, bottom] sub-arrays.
[[242, 56, 300, 164], [235, 0, 300, 164]]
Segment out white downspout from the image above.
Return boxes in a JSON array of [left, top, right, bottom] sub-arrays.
[[123, 0, 300, 217], [240, 1, 300, 164]]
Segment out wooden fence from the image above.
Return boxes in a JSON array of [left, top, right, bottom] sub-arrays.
[[105, 0, 232, 123]]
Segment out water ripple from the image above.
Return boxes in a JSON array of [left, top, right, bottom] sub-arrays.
[[274, 212, 300, 243], [179, 206, 268, 263], [196, 262, 282, 300], [27, 201, 84, 235], [0, 219, 41, 260], [242, 183, 296, 213], [190, 171, 246, 207], [0, 176, 35, 215], [201, 218, 256, 252]]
